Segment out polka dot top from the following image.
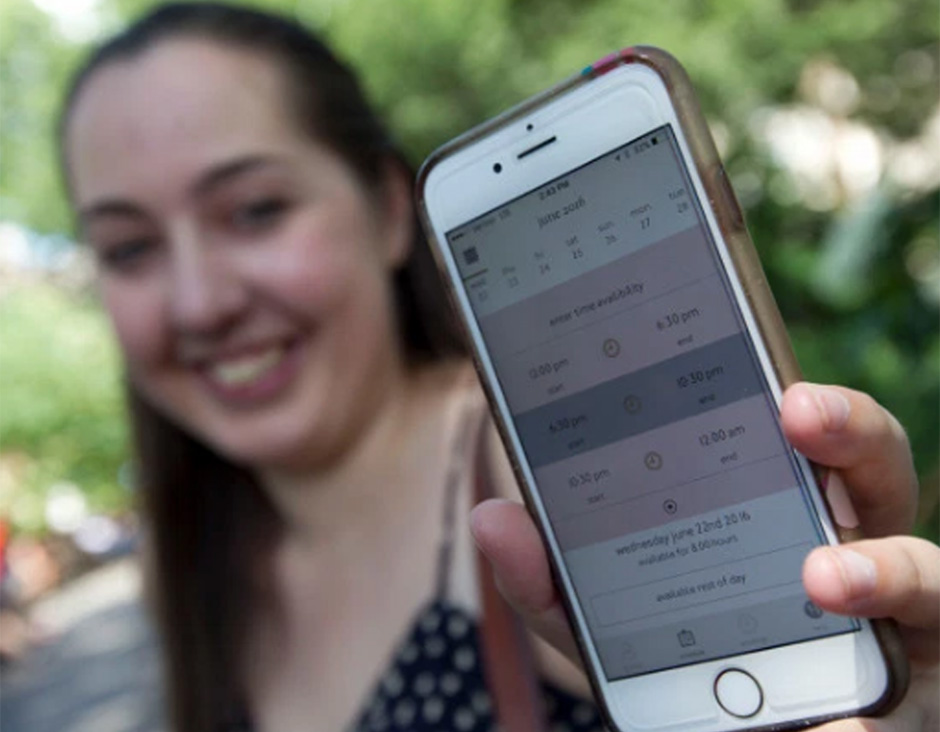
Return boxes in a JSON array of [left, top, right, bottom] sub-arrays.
[[338, 406, 604, 732], [349, 599, 605, 732], [353, 403, 605, 732], [226, 400, 606, 732], [225, 599, 605, 732]]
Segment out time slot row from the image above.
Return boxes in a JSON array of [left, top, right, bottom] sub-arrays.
[[513, 334, 763, 469], [478, 225, 715, 370], [535, 393, 790, 542], [496, 272, 738, 414]]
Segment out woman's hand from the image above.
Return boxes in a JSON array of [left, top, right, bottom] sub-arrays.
[[470, 383, 939, 730]]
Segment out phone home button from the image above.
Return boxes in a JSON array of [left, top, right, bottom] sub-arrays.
[[714, 669, 763, 718]]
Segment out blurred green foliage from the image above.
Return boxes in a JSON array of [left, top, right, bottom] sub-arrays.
[[0, 283, 127, 530], [0, 0, 937, 539]]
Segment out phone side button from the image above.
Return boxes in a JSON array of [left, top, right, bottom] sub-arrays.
[[714, 165, 746, 232], [713, 668, 764, 719]]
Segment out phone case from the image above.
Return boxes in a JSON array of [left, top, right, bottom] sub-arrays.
[[416, 45, 908, 729]]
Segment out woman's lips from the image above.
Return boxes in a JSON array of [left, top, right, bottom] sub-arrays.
[[198, 341, 301, 405], [211, 345, 286, 385]]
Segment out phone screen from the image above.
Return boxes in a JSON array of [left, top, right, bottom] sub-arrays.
[[445, 125, 858, 681]]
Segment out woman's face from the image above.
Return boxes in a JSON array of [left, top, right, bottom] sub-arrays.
[[66, 40, 412, 470]]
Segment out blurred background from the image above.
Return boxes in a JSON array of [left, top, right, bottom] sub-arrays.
[[0, 1, 937, 730]]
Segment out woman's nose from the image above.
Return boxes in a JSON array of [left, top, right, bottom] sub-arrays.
[[167, 235, 248, 335]]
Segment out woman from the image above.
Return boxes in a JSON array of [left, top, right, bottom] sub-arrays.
[[59, 4, 938, 732]]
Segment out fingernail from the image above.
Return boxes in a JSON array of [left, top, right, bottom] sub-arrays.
[[468, 506, 485, 546], [826, 472, 860, 529], [833, 548, 877, 598], [810, 385, 851, 432], [468, 503, 495, 561]]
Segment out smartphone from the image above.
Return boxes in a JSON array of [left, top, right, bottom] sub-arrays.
[[416, 47, 906, 732]]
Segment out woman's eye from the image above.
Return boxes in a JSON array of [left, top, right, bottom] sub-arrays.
[[230, 198, 289, 231], [99, 238, 158, 271]]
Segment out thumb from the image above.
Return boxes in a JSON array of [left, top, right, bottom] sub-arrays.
[[470, 498, 581, 662], [803, 537, 940, 632]]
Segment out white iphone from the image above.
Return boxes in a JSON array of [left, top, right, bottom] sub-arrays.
[[417, 47, 906, 732]]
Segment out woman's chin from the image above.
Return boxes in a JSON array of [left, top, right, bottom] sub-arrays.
[[195, 410, 353, 475]]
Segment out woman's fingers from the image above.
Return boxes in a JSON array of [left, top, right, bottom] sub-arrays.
[[470, 498, 581, 662], [803, 537, 940, 636], [781, 384, 918, 537]]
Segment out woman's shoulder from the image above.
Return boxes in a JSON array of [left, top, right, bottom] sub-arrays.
[[417, 358, 521, 504], [411, 359, 491, 434]]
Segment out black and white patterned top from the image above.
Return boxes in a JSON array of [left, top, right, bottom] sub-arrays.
[[227, 598, 605, 732], [228, 403, 606, 732], [349, 599, 604, 732]]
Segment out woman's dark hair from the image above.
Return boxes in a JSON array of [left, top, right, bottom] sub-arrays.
[[59, 4, 464, 731]]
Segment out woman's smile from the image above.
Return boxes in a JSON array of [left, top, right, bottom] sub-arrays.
[[196, 339, 303, 406]]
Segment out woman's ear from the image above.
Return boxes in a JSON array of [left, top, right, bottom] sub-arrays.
[[379, 158, 415, 269]]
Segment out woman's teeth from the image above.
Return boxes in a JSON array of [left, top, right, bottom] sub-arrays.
[[209, 347, 285, 386]]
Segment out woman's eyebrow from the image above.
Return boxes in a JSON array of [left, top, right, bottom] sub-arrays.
[[190, 155, 284, 198], [79, 199, 149, 225], [78, 155, 286, 224]]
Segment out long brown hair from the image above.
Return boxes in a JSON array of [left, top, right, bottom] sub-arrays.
[[59, 4, 464, 730]]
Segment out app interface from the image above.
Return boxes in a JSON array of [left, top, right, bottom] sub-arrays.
[[446, 126, 857, 679]]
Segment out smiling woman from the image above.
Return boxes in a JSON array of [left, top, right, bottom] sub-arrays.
[[53, 4, 939, 732], [58, 5, 475, 731]]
